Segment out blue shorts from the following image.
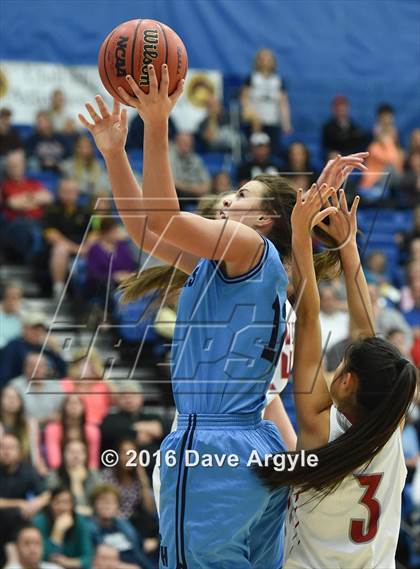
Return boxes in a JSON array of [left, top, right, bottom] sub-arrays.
[[159, 413, 288, 569]]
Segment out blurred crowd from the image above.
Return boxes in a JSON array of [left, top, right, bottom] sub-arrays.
[[0, 47, 419, 569]]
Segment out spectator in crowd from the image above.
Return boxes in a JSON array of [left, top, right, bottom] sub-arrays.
[[43, 177, 92, 300], [318, 285, 349, 349], [126, 114, 176, 151], [408, 127, 420, 154], [25, 111, 68, 173], [0, 108, 22, 158], [168, 132, 210, 208], [322, 95, 366, 157], [0, 150, 53, 262], [4, 524, 63, 569], [61, 347, 112, 426], [44, 395, 101, 470], [364, 250, 393, 286], [210, 171, 232, 195], [0, 313, 67, 387], [0, 433, 50, 563], [373, 103, 397, 139], [240, 48, 292, 152], [88, 484, 155, 569], [399, 150, 420, 208], [359, 125, 404, 203], [93, 544, 119, 569], [85, 219, 136, 305], [397, 205, 420, 262], [0, 386, 45, 475], [47, 440, 101, 516], [34, 486, 93, 569], [100, 382, 164, 468], [402, 266, 420, 333], [62, 136, 109, 197], [197, 94, 240, 153], [368, 284, 413, 348], [47, 90, 73, 133], [282, 141, 316, 190], [236, 131, 280, 185], [386, 328, 413, 360], [100, 439, 158, 548], [0, 282, 23, 349], [10, 353, 65, 425]]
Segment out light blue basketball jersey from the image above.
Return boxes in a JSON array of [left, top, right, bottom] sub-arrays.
[[171, 236, 288, 415]]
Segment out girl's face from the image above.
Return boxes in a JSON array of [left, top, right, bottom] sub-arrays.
[[77, 137, 94, 158], [65, 395, 84, 419], [95, 493, 119, 520], [220, 181, 269, 229], [289, 143, 307, 167], [256, 49, 276, 73], [64, 441, 87, 469], [51, 491, 73, 518], [1, 387, 22, 414]]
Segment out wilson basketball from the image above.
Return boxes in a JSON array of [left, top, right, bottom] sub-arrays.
[[98, 19, 188, 105]]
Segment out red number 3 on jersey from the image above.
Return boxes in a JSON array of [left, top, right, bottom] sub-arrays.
[[350, 473, 383, 543]]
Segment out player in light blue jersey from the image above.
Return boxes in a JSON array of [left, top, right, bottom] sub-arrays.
[[80, 64, 368, 569]]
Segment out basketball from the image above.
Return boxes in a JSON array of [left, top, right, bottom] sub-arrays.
[[98, 19, 188, 105]]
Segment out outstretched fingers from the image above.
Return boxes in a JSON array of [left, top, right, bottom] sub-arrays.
[[85, 103, 102, 124], [95, 95, 111, 119], [78, 113, 93, 131]]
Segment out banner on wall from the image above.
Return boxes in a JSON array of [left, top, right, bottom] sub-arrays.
[[0, 61, 222, 127]]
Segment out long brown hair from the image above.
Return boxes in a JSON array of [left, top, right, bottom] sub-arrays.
[[257, 337, 418, 494], [0, 386, 30, 459], [119, 176, 341, 305]]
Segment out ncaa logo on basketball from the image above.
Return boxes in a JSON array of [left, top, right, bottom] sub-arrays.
[[139, 28, 159, 86], [114, 35, 129, 77]]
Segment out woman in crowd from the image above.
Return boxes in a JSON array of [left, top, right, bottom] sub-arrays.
[[100, 438, 158, 550], [283, 141, 317, 190], [62, 134, 109, 198], [88, 483, 157, 569], [34, 485, 93, 569], [47, 439, 101, 516], [61, 347, 113, 426], [240, 47, 292, 152], [85, 218, 136, 306], [0, 385, 46, 474], [44, 394, 100, 469]]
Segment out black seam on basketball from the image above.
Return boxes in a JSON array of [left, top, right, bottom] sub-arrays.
[[103, 29, 122, 100], [131, 19, 142, 79], [157, 22, 169, 65]]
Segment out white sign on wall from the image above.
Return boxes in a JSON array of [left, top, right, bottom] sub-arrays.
[[0, 61, 223, 129]]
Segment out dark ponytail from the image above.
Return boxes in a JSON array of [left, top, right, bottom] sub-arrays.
[[257, 337, 418, 494]]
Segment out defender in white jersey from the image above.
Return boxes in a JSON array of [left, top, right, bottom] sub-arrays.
[[258, 183, 418, 569]]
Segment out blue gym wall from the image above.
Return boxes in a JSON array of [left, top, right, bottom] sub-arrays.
[[1, 0, 419, 139]]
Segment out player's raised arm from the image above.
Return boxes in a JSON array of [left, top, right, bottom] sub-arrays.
[[78, 96, 198, 275], [316, 189, 375, 338], [117, 65, 265, 275], [291, 185, 337, 448]]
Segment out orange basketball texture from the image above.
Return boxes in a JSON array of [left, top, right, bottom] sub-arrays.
[[98, 19, 188, 105]]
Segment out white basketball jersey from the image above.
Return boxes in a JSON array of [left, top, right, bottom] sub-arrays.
[[284, 406, 407, 569]]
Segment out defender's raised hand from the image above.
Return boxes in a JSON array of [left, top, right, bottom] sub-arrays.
[[78, 96, 128, 158], [117, 64, 184, 124], [316, 188, 360, 250], [292, 184, 338, 236], [317, 152, 368, 190]]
